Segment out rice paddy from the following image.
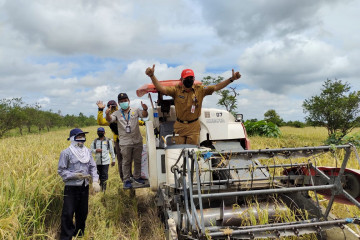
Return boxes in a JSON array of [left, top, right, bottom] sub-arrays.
[[0, 126, 359, 239]]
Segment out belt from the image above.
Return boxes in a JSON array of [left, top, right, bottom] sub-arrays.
[[176, 118, 199, 124]]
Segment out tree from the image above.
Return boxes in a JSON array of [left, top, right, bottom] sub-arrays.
[[264, 109, 284, 126], [202, 76, 239, 115], [303, 79, 360, 137]]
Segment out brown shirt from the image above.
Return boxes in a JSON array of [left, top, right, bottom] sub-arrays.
[[164, 84, 215, 121], [109, 108, 144, 146]]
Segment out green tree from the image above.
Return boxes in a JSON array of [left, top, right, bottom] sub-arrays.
[[264, 109, 284, 126], [303, 79, 360, 137], [202, 76, 239, 114]]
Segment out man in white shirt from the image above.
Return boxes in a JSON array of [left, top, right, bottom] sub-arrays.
[[90, 127, 116, 191]]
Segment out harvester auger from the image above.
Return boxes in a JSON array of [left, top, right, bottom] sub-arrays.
[[136, 80, 360, 239]]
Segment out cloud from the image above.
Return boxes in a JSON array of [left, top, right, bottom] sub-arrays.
[[238, 36, 353, 94], [197, 0, 345, 42], [0, 0, 359, 122]]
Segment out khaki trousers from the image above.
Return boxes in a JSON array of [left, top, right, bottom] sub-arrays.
[[114, 141, 124, 181], [120, 143, 143, 182], [173, 120, 200, 145]]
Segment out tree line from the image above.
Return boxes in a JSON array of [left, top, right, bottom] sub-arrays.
[[203, 76, 360, 142], [0, 98, 96, 138]]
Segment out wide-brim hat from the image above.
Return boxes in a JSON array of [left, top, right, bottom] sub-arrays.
[[67, 128, 89, 140]]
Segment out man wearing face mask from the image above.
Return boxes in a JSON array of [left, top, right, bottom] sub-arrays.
[[58, 128, 100, 240], [90, 127, 116, 191], [106, 93, 148, 189], [145, 64, 241, 145]]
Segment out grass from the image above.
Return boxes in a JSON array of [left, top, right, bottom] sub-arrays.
[[0, 126, 359, 239], [0, 126, 163, 240]]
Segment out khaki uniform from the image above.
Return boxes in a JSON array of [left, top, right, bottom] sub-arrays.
[[164, 84, 215, 145], [109, 108, 144, 182]]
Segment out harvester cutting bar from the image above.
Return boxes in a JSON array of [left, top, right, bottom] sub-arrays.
[[206, 144, 352, 160], [207, 218, 360, 238], [195, 175, 308, 185], [199, 163, 309, 172], [192, 184, 335, 199]]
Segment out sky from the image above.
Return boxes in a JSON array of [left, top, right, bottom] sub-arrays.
[[1, 0, 359, 121]]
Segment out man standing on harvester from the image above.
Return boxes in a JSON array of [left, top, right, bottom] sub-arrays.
[[106, 93, 148, 189], [145, 64, 241, 145]]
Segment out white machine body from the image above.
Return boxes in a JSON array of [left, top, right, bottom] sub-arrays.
[[146, 106, 250, 191]]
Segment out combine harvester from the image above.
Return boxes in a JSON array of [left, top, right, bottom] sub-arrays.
[[136, 80, 360, 240]]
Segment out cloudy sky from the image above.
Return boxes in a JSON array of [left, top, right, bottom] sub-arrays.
[[1, 0, 359, 121]]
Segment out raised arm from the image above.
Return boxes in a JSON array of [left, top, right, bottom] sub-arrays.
[[145, 64, 167, 94], [214, 69, 241, 91]]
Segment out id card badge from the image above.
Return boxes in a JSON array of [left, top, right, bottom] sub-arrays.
[[191, 104, 195, 113], [125, 125, 131, 133]]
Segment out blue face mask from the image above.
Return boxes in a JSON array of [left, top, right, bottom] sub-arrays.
[[120, 101, 129, 110]]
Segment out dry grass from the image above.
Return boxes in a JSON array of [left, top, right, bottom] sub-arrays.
[[0, 126, 164, 240], [0, 125, 359, 239]]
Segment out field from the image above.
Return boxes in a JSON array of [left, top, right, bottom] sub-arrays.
[[0, 126, 360, 239]]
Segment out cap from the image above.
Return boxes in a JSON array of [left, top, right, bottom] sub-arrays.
[[107, 100, 117, 107], [118, 93, 129, 100], [181, 69, 194, 79], [97, 127, 105, 132], [67, 128, 89, 140]]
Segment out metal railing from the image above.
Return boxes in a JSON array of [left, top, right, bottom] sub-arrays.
[[170, 144, 360, 239]]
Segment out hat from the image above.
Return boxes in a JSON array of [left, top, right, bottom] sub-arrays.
[[118, 93, 129, 101], [67, 128, 89, 140], [107, 100, 117, 107], [181, 69, 194, 79], [97, 127, 105, 132]]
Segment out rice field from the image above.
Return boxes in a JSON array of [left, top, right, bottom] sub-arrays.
[[0, 126, 359, 239]]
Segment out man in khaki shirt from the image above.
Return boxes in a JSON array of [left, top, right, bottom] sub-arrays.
[[106, 93, 148, 188], [145, 65, 241, 145]]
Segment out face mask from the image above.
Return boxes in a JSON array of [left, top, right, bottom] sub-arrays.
[[97, 133, 104, 138], [75, 137, 86, 143], [183, 77, 194, 88], [120, 101, 129, 110]]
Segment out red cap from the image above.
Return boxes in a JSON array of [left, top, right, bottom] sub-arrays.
[[181, 69, 194, 79]]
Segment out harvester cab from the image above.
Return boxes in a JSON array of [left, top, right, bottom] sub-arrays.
[[136, 80, 360, 240]]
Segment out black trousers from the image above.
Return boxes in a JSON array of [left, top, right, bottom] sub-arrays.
[[97, 164, 109, 191], [60, 183, 89, 240]]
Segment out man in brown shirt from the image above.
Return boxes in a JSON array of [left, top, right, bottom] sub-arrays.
[[145, 65, 241, 145], [106, 93, 148, 188]]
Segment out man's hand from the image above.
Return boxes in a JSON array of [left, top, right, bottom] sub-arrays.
[[145, 64, 155, 77], [141, 101, 148, 110], [111, 162, 115, 167], [105, 108, 111, 115], [97, 101, 105, 109], [230, 69, 241, 82], [96, 149, 102, 153], [92, 182, 101, 193]]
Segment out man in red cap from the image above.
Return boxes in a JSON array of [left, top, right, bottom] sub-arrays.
[[145, 65, 241, 145]]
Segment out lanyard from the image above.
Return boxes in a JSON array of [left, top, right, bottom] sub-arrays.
[[121, 110, 130, 125]]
